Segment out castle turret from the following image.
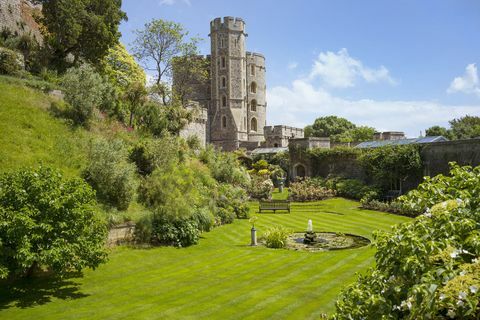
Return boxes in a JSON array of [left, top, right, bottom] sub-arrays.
[[246, 52, 266, 143]]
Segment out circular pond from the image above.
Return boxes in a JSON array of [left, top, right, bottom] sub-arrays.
[[286, 232, 371, 252]]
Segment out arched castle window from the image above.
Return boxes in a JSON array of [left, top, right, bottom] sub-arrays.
[[221, 57, 226, 68], [222, 95, 227, 107], [250, 82, 257, 94], [221, 76, 226, 88], [251, 117, 257, 132], [251, 99, 257, 112], [251, 65, 255, 76], [222, 116, 227, 128]]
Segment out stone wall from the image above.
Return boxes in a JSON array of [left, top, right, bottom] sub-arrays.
[[0, 0, 42, 42], [289, 138, 480, 191], [179, 103, 209, 147], [107, 223, 135, 246], [264, 125, 304, 147], [422, 138, 480, 176]]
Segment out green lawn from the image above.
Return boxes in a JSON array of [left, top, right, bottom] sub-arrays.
[[0, 196, 410, 320]]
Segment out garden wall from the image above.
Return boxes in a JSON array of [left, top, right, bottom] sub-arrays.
[[107, 223, 135, 246], [290, 138, 480, 192]]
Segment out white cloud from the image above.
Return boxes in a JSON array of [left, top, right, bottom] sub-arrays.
[[287, 62, 298, 70], [309, 48, 396, 88], [159, 0, 191, 6], [447, 63, 480, 97], [267, 52, 480, 137]]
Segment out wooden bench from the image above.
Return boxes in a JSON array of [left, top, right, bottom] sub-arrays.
[[259, 200, 291, 213]]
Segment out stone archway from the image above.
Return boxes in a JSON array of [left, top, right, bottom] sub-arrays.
[[294, 163, 306, 179]]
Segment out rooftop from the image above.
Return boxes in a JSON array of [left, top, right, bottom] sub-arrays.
[[356, 136, 448, 148], [251, 147, 289, 155]]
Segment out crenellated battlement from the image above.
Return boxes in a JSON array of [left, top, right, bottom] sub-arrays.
[[210, 16, 245, 33]]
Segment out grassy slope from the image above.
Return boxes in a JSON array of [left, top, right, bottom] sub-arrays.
[[0, 196, 410, 319], [0, 77, 87, 176]]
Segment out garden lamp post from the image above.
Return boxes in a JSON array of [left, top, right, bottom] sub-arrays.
[[249, 215, 258, 246]]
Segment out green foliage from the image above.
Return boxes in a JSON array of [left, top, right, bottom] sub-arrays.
[[38, 0, 127, 70], [0, 166, 107, 279], [262, 226, 291, 249], [100, 43, 146, 93], [306, 116, 375, 142], [359, 144, 422, 191], [425, 115, 480, 140], [199, 145, 250, 187], [449, 115, 480, 140], [152, 212, 200, 247], [172, 53, 209, 106], [333, 164, 480, 319], [329, 178, 379, 200], [0, 47, 24, 76], [124, 81, 148, 127], [289, 178, 336, 202], [399, 162, 480, 213], [310, 116, 356, 138], [215, 183, 249, 220], [61, 64, 106, 125], [425, 125, 451, 138], [83, 138, 138, 211], [249, 175, 274, 200], [129, 136, 182, 176], [360, 198, 420, 217]]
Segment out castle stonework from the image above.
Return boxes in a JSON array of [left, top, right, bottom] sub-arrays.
[[178, 17, 267, 151]]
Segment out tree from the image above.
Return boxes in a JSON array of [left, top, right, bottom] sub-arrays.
[[304, 125, 314, 138], [124, 81, 148, 127], [101, 43, 146, 93], [310, 116, 356, 138], [449, 115, 480, 140], [61, 64, 106, 125], [37, 0, 126, 70], [0, 167, 107, 279], [132, 19, 202, 105], [335, 126, 376, 143], [425, 125, 451, 138], [83, 138, 138, 210], [172, 54, 209, 107]]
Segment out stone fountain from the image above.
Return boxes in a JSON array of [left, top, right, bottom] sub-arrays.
[[303, 219, 317, 244]]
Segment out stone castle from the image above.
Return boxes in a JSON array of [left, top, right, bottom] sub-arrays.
[[178, 17, 304, 151]]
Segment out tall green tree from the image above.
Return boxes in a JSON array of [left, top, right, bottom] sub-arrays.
[[425, 125, 451, 138], [449, 115, 480, 140], [37, 0, 126, 70], [131, 19, 202, 105], [310, 116, 356, 138]]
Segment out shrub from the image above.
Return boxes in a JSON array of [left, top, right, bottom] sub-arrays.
[[61, 64, 106, 125], [333, 164, 480, 319], [289, 178, 336, 202], [129, 137, 181, 176], [0, 167, 107, 279], [360, 198, 420, 217], [152, 212, 200, 247], [263, 226, 291, 249], [134, 214, 153, 243], [215, 183, 249, 220], [0, 47, 24, 76], [83, 138, 138, 210], [333, 178, 379, 200], [398, 162, 480, 213], [249, 175, 274, 200]]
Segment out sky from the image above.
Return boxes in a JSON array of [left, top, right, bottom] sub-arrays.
[[120, 0, 480, 137]]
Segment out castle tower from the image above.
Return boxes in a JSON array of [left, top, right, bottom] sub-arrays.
[[208, 17, 266, 151], [246, 52, 266, 143]]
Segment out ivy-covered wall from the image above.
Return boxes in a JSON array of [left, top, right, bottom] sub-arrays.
[[290, 138, 480, 193]]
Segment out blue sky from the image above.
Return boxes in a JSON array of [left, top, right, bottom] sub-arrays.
[[120, 0, 480, 137]]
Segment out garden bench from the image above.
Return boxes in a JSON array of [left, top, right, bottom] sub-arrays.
[[259, 200, 291, 213]]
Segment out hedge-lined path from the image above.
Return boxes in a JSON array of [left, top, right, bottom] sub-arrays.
[[0, 197, 410, 319]]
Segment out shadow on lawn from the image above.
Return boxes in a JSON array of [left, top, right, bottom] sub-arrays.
[[0, 272, 89, 310]]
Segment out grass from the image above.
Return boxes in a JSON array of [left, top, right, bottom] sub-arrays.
[[0, 195, 410, 319], [0, 76, 87, 176]]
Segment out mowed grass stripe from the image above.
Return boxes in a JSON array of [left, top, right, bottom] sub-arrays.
[[0, 198, 409, 320]]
